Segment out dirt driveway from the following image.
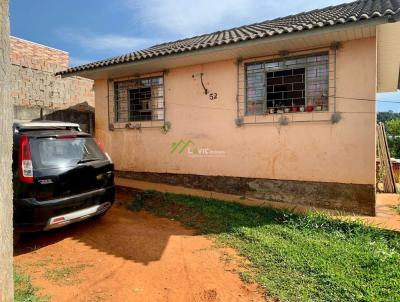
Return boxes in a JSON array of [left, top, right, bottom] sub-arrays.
[[14, 191, 263, 302]]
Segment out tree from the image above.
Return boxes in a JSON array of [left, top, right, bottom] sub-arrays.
[[386, 119, 400, 158], [0, 0, 14, 301], [377, 111, 400, 124]]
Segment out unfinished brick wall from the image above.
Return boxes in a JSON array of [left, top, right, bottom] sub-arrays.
[[10, 36, 94, 118], [10, 36, 68, 72]]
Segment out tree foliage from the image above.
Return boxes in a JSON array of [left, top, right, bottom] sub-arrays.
[[386, 119, 400, 158], [377, 111, 400, 124], [379, 111, 400, 158]]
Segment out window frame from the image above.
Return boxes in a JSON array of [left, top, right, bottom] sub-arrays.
[[113, 75, 165, 123], [244, 52, 329, 116]]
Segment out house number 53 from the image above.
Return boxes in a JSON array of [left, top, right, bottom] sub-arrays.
[[209, 93, 218, 100]]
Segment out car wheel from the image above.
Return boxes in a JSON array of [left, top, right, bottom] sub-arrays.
[[13, 231, 21, 247]]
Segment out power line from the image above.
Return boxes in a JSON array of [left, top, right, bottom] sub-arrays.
[[102, 94, 399, 116], [334, 96, 400, 104], [167, 102, 377, 114], [234, 94, 400, 104]]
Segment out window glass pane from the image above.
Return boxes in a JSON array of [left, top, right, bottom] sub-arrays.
[[153, 109, 164, 120], [151, 77, 163, 85], [265, 62, 279, 69], [30, 137, 106, 169], [306, 59, 329, 110]]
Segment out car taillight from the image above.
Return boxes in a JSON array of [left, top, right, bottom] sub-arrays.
[[19, 135, 33, 183], [95, 138, 112, 163], [95, 138, 105, 152]]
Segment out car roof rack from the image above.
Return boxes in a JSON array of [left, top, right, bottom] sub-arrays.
[[13, 121, 82, 133]]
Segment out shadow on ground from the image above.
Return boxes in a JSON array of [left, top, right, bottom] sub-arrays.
[[14, 188, 193, 264]]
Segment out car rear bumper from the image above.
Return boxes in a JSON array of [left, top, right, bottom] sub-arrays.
[[14, 185, 115, 232], [43, 202, 112, 231]]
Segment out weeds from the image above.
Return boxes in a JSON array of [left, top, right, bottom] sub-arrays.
[[14, 269, 48, 302], [43, 264, 91, 285]]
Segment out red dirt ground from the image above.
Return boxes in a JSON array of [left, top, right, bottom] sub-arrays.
[[14, 191, 264, 302], [357, 193, 400, 231]]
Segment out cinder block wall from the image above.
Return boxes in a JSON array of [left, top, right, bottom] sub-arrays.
[[10, 36, 94, 120]]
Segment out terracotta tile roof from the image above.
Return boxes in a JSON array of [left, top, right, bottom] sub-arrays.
[[57, 0, 400, 76]]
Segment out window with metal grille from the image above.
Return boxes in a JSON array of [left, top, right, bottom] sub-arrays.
[[114, 76, 164, 122], [245, 53, 329, 115]]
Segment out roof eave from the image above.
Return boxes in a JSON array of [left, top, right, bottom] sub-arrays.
[[59, 16, 391, 80]]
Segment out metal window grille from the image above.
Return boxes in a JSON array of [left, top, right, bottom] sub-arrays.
[[114, 76, 164, 123], [245, 52, 329, 115]]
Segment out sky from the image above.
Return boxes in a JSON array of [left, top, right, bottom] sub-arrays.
[[9, 0, 400, 112]]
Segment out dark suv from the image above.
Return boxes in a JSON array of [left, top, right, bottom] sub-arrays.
[[13, 121, 115, 245]]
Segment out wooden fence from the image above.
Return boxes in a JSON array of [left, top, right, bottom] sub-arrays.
[[376, 123, 397, 193]]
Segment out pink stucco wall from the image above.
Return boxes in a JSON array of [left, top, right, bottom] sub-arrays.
[[95, 37, 376, 186]]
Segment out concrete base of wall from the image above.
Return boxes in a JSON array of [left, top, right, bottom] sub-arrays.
[[116, 171, 376, 216]]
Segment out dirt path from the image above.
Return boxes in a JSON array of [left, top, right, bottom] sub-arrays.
[[357, 193, 400, 231], [14, 192, 264, 302]]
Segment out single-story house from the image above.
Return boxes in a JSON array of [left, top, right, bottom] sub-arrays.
[[58, 0, 400, 215]]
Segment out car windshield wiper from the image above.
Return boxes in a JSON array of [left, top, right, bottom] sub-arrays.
[[77, 158, 102, 164]]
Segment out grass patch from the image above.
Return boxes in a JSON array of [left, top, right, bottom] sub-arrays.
[[43, 264, 91, 286], [132, 190, 400, 302], [25, 257, 55, 268], [239, 271, 254, 284], [14, 269, 47, 302]]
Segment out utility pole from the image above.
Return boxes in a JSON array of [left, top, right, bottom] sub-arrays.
[[0, 0, 14, 301]]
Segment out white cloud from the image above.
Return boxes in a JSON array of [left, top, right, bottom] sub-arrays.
[[58, 29, 155, 53], [125, 0, 352, 38]]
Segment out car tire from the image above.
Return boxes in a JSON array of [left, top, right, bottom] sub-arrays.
[[13, 231, 21, 247]]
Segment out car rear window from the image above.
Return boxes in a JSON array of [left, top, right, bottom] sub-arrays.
[[30, 137, 107, 169]]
